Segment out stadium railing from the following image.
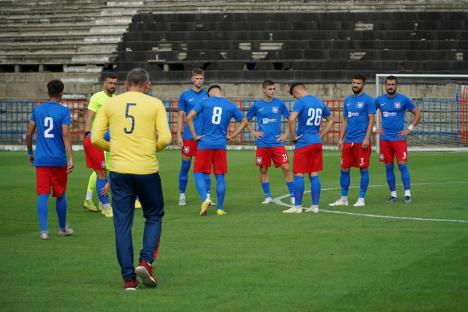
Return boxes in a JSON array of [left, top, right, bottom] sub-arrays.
[[1, 98, 467, 149]]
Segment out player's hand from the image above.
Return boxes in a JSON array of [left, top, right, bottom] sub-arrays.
[[362, 138, 369, 149], [398, 129, 410, 138], [100, 181, 111, 196], [227, 135, 233, 141], [194, 135, 204, 141], [176, 135, 183, 147], [277, 133, 288, 142], [291, 134, 302, 143], [337, 140, 344, 150], [252, 131, 263, 139], [373, 127, 384, 135], [28, 155, 34, 165], [66, 160, 74, 173]]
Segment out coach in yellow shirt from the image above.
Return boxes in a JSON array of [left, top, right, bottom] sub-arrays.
[[92, 68, 171, 290]]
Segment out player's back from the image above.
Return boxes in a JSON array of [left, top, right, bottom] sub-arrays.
[[197, 96, 243, 150], [103, 91, 170, 174], [32, 101, 70, 167], [294, 95, 330, 148]]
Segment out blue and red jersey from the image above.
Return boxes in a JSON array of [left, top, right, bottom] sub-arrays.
[[292, 95, 331, 148], [31, 101, 71, 167], [192, 97, 244, 150], [246, 98, 290, 148], [375, 93, 416, 141], [178, 88, 208, 140], [343, 92, 376, 143]]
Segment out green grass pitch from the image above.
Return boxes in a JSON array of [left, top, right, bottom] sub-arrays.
[[0, 150, 467, 312]]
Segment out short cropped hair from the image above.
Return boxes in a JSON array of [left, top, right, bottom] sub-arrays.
[[385, 75, 398, 83], [352, 74, 366, 83], [207, 85, 222, 94], [126, 68, 149, 86], [192, 68, 205, 76], [262, 80, 275, 88], [105, 73, 118, 80], [47, 79, 64, 98], [289, 82, 305, 95]]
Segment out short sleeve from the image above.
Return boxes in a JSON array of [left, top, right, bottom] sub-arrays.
[[178, 92, 186, 112], [367, 96, 376, 114], [87, 94, 99, 112], [322, 103, 331, 119], [246, 103, 257, 120], [31, 107, 36, 122], [63, 107, 71, 126], [232, 105, 244, 122], [192, 101, 203, 114], [404, 96, 416, 111], [343, 98, 349, 118], [280, 100, 290, 118], [292, 99, 303, 113]]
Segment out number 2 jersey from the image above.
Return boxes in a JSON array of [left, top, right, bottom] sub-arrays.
[[375, 93, 415, 141], [31, 101, 71, 167], [192, 96, 244, 150], [293, 95, 331, 148]]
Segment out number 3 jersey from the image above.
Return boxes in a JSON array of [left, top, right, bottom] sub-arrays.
[[192, 96, 244, 150], [31, 101, 71, 167], [293, 95, 331, 148], [375, 93, 415, 141], [246, 98, 290, 148]]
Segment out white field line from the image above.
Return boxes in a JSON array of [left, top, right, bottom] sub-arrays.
[[272, 182, 468, 223]]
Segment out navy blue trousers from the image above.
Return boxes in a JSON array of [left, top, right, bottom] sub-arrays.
[[109, 172, 165, 280]]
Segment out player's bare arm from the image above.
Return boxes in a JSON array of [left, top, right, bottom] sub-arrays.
[[288, 112, 301, 142], [84, 109, 95, 134], [25, 120, 36, 164], [320, 116, 335, 139], [362, 114, 375, 148], [337, 117, 347, 150], [398, 107, 421, 138], [186, 110, 202, 141], [176, 110, 185, 147], [227, 118, 249, 140], [62, 124, 74, 173]]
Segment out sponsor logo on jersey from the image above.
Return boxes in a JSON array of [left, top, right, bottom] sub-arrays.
[[348, 112, 360, 118], [272, 107, 279, 113], [382, 111, 397, 118], [262, 118, 277, 124]]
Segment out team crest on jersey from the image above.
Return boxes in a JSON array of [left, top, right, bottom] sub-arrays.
[[379, 153, 385, 161], [256, 157, 263, 164], [394, 102, 401, 109], [357, 101, 364, 108], [183, 146, 190, 154], [272, 107, 279, 113]]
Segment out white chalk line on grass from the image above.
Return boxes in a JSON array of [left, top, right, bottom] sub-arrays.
[[273, 182, 468, 223]]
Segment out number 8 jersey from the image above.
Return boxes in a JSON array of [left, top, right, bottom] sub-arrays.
[[192, 96, 244, 150], [31, 101, 71, 167], [293, 95, 331, 148]]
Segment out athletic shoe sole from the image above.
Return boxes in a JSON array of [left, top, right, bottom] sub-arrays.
[[135, 266, 157, 288]]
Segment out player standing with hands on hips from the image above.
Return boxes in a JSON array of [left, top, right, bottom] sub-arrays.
[[92, 68, 171, 290], [374, 75, 421, 203], [26, 79, 74, 240], [329, 74, 375, 207]]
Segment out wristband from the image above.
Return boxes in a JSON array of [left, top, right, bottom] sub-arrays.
[[372, 126, 377, 133], [407, 124, 415, 131]]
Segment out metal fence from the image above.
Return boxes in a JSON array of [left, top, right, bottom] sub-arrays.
[[1, 98, 467, 147]]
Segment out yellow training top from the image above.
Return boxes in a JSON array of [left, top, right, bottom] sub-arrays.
[[88, 91, 114, 131], [91, 91, 172, 174]]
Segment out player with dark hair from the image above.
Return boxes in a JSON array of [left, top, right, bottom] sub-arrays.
[[83, 73, 118, 216], [186, 85, 247, 216], [330, 74, 376, 207], [375, 75, 421, 203], [176, 68, 210, 206], [26, 79, 74, 240], [284, 83, 334, 214], [92, 68, 171, 290], [242, 80, 294, 204]]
